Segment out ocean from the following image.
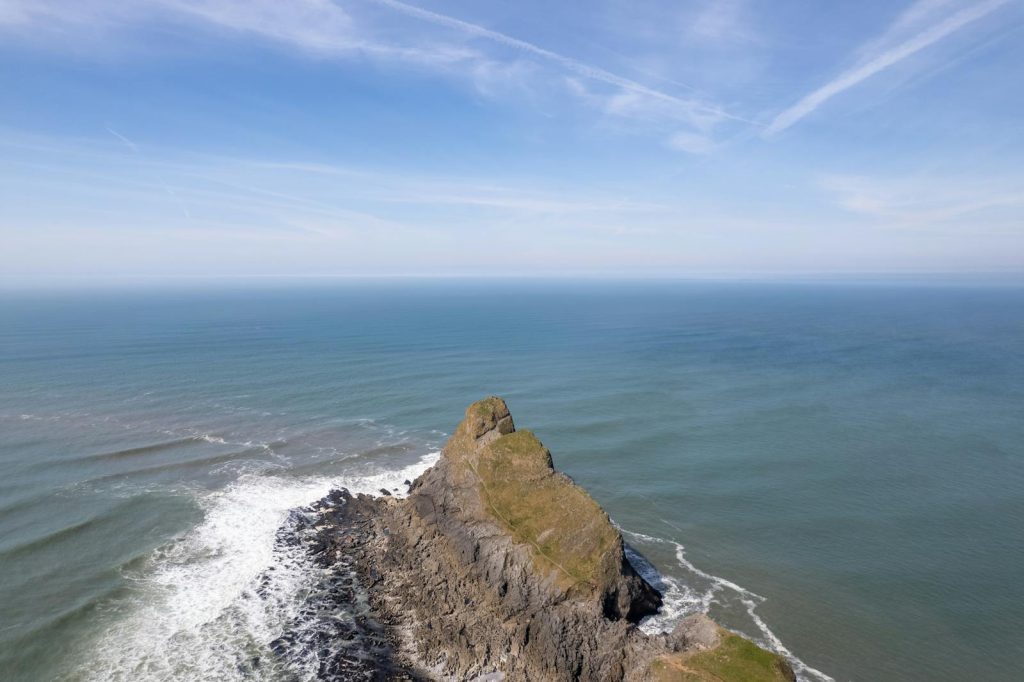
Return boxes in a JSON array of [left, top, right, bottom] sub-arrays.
[[0, 280, 1021, 681]]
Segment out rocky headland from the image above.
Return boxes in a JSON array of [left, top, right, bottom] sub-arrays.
[[294, 397, 796, 681]]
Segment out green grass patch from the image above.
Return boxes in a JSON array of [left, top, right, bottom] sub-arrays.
[[649, 632, 793, 682], [473, 430, 619, 593]]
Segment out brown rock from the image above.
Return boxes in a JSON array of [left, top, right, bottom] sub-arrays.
[[304, 397, 800, 682]]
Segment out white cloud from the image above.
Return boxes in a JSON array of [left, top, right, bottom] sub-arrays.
[[855, 0, 960, 59], [765, 0, 1009, 136], [364, 0, 735, 127], [667, 131, 716, 155], [688, 0, 754, 43], [160, 0, 355, 52], [821, 173, 1024, 227], [562, 76, 727, 153], [0, 0, 355, 51], [0, 129, 667, 233], [0, 0, 733, 134]]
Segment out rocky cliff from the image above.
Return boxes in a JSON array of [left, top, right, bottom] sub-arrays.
[[303, 397, 796, 681]]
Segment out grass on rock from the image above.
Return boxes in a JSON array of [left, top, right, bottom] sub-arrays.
[[474, 430, 619, 593], [649, 631, 794, 682]]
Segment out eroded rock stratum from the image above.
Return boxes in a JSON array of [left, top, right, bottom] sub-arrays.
[[303, 397, 796, 681]]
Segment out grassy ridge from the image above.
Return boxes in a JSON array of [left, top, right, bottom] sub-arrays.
[[473, 430, 619, 593], [650, 631, 794, 682]]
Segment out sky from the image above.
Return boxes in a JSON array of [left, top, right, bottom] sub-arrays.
[[0, 0, 1022, 284]]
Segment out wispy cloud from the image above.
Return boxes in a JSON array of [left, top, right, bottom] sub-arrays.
[[0, 129, 688, 280], [161, 0, 356, 53], [666, 131, 717, 155], [104, 126, 138, 153], [104, 126, 192, 219], [0, 0, 734, 142], [365, 0, 734, 127], [765, 0, 1009, 136], [688, 0, 756, 44], [0, 1, 473, 72], [0, 129, 667, 235], [0, 0, 354, 49], [822, 172, 1024, 227]]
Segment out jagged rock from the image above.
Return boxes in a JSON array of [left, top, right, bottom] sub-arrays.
[[672, 614, 720, 650], [300, 397, 796, 682]]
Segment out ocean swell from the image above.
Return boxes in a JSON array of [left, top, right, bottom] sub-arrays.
[[69, 452, 439, 681]]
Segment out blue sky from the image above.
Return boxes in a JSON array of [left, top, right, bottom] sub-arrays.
[[1, 0, 1022, 284]]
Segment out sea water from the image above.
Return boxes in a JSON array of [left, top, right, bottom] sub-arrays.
[[1, 280, 1021, 681]]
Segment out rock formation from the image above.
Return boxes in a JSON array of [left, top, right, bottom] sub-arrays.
[[303, 397, 796, 681]]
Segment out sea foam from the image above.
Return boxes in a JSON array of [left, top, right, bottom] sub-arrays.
[[625, 528, 834, 682], [71, 451, 439, 682], [71, 448, 826, 682]]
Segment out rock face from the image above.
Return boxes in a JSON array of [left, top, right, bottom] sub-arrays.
[[304, 397, 797, 681]]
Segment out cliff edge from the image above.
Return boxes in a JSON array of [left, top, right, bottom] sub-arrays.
[[306, 397, 796, 681]]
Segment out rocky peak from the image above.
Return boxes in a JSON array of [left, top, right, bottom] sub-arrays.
[[425, 396, 661, 622], [309, 397, 798, 681], [460, 395, 516, 444]]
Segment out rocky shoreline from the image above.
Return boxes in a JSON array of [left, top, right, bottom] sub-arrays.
[[290, 398, 796, 681]]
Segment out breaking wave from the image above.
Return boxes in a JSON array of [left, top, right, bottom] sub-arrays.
[[623, 528, 834, 682], [68, 451, 439, 682]]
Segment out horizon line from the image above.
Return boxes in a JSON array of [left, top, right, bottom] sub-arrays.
[[2, 270, 1023, 292]]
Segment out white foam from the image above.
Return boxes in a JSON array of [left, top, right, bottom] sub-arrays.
[[624, 529, 722, 635], [623, 528, 835, 682], [198, 434, 228, 445], [73, 452, 832, 682], [73, 451, 439, 681], [738, 595, 835, 682], [627, 546, 715, 630]]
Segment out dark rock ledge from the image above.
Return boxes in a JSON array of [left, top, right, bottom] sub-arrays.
[[294, 397, 797, 682]]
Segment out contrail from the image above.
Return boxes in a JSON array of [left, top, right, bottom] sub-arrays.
[[364, 0, 754, 125], [765, 0, 1009, 136], [105, 125, 192, 220], [105, 126, 139, 152]]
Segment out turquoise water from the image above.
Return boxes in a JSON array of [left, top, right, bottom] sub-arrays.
[[1, 280, 1022, 681]]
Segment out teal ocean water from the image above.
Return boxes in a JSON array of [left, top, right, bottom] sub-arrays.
[[1, 280, 1022, 681]]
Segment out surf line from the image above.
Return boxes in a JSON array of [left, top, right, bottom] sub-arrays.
[[619, 525, 835, 682]]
